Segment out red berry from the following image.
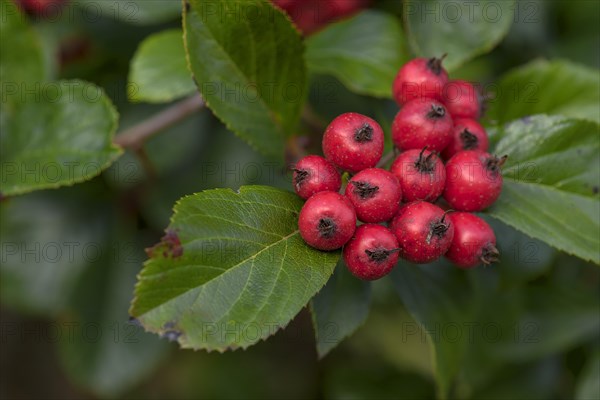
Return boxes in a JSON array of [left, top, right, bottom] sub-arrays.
[[273, 0, 325, 35], [390, 201, 454, 264], [390, 147, 446, 202], [445, 212, 499, 268], [293, 155, 341, 200], [443, 80, 483, 119], [272, 0, 296, 8], [392, 98, 453, 152], [443, 151, 507, 212], [343, 224, 400, 280], [442, 118, 489, 160], [17, 0, 67, 16], [345, 168, 402, 223], [299, 191, 356, 251], [272, 0, 368, 35], [323, 113, 384, 173], [328, 0, 370, 16], [392, 56, 449, 105]]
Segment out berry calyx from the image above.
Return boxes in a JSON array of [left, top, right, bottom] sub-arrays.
[[292, 155, 341, 200], [390, 202, 455, 264], [426, 55, 446, 75], [299, 191, 356, 250], [343, 224, 400, 280], [427, 104, 446, 119], [345, 168, 402, 223], [317, 217, 336, 238], [390, 147, 446, 202], [442, 118, 490, 160], [442, 80, 483, 119], [392, 56, 449, 105], [322, 113, 384, 173], [445, 212, 499, 268], [354, 123, 373, 142], [460, 130, 478, 149], [427, 211, 451, 245], [414, 147, 437, 172], [391, 98, 453, 152], [350, 180, 379, 199], [444, 151, 507, 212]]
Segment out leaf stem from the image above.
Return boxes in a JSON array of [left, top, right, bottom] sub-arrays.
[[113, 94, 205, 150]]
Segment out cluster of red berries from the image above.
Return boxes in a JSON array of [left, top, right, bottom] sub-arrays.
[[293, 56, 506, 281]]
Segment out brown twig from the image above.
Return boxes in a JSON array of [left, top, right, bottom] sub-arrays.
[[113, 94, 205, 150], [134, 147, 157, 181]]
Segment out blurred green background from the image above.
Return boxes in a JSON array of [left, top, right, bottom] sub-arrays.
[[1, 1, 599, 399]]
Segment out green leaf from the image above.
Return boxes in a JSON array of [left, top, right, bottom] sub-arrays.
[[391, 255, 600, 398], [576, 350, 600, 400], [128, 29, 196, 103], [59, 224, 169, 398], [350, 307, 433, 379], [130, 186, 339, 351], [484, 217, 555, 287], [487, 59, 600, 124], [404, 0, 515, 71], [310, 261, 371, 358], [487, 115, 600, 264], [183, 0, 307, 159], [0, 0, 47, 88], [76, 0, 181, 25], [305, 10, 407, 98], [0, 80, 122, 196], [470, 358, 561, 400], [0, 190, 101, 315], [390, 261, 476, 399], [459, 257, 599, 394], [487, 285, 600, 362]]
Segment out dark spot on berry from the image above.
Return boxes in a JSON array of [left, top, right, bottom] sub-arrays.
[[426, 54, 446, 75], [481, 243, 500, 265], [365, 248, 400, 263], [293, 168, 309, 189], [354, 123, 373, 143], [414, 147, 436, 173], [427, 213, 450, 244], [146, 230, 183, 259], [318, 218, 337, 239], [351, 180, 379, 199], [427, 104, 446, 119], [486, 155, 508, 175], [460, 129, 478, 150]]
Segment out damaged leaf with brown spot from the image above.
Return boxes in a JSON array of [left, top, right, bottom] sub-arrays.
[[130, 186, 339, 351]]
